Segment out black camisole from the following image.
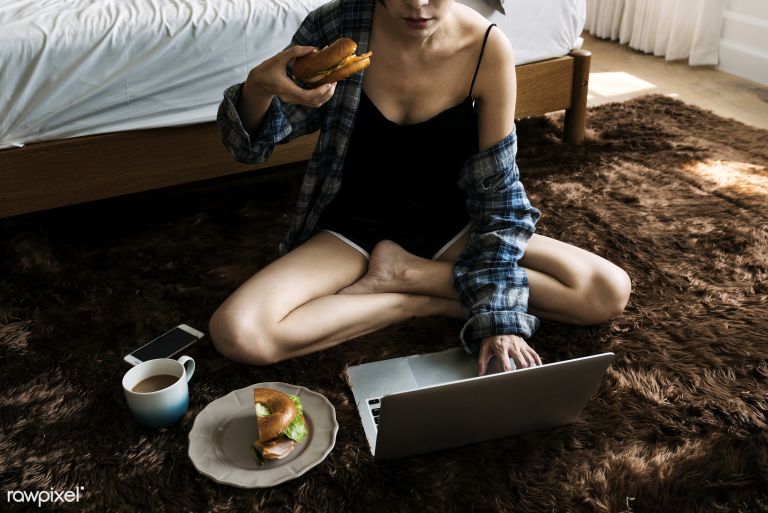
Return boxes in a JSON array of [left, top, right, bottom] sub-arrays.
[[316, 25, 495, 259]]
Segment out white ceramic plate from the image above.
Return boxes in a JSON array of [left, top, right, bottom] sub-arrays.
[[188, 382, 338, 488]]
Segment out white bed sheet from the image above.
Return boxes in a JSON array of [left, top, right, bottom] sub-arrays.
[[461, 0, 585, 64], [0, 0, 585, 150]]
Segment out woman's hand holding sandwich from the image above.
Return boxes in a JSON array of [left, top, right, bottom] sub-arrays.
[[237, 46, 336, 133]]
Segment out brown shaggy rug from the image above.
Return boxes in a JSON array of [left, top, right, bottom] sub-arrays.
[[1, 94, 767, 513]]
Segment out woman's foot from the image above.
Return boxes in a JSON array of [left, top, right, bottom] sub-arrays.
[[339, 240, 420, 295]]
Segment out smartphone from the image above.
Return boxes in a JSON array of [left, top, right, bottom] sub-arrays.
[[124, 324, 204, 366]]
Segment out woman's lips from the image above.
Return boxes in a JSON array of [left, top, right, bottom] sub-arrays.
[[404, 17, 431, 30]]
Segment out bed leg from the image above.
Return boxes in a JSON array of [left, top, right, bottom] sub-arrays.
[[564, 49, 592, 145]]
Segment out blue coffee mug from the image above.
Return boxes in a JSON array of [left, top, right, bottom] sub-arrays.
[[122, 356, 195, 428]]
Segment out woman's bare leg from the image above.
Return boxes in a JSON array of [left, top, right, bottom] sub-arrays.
[[208, 232, 463, 365], [340, 233, 632, 325], [518, 236, 632, 325]]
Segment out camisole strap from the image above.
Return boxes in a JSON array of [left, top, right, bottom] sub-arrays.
[[469, 23, 497, 98]]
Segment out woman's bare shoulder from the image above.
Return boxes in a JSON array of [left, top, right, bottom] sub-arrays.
[[453, 2, 491, 28], [462, 12, 517, 149], [452, 4, 514, 62], [452, 3, 491, 41]]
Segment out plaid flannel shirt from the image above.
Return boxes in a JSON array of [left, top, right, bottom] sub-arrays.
[[217, 0, 541, 353]]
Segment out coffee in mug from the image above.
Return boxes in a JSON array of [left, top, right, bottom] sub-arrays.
[[122, 356, 195, 428], [132, 374, 179, 393]]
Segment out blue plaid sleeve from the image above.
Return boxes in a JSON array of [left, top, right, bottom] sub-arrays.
[[216, 85, 293, 164], [453, 129, 541, 354]]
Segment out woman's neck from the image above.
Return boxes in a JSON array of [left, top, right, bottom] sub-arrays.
[[371, 1, 454, 55]]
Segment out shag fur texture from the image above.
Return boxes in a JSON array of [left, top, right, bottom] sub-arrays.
[[1, 95, 767, 513]]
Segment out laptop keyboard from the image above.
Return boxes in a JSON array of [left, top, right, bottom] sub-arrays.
[[367, 397, 381, 430]]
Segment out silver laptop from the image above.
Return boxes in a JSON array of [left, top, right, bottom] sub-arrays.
[[345, 347, 614, 460]]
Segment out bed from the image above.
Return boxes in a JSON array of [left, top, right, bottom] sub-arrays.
[[0, 0, 590, 218]]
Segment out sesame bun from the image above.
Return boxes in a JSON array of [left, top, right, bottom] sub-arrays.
[[293, 38, 372, 88], [253, 387, 297, 442]]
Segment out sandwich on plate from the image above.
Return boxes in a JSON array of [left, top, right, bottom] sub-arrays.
[[251, 387, 309, 464]]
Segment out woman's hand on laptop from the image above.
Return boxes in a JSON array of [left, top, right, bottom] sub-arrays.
[[477, 335, 542, 376]]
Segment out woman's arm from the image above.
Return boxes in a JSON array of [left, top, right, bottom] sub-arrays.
[[237, 46, 335, 135], [216, 11, 336, 165], [474, 27, 517, 152], [454, 27, 542, 367]]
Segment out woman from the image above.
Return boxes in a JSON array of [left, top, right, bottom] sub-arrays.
[[211, 0, 631, 375]]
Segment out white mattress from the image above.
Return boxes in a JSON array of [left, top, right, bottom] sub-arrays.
[[0, 0, 585, 149], [460, 0, 585, 64]]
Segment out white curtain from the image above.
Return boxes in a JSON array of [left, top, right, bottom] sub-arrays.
[[585, 0, 726, 65]]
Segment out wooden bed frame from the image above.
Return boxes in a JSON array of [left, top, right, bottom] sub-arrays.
[[0, 49, 590, 219]]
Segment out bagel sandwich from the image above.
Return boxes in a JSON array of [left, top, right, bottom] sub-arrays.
[[251, 387, 308, 464], [293, 38, 372, 88]]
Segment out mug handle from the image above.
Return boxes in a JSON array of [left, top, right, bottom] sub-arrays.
[[177, 355, 195, 382]]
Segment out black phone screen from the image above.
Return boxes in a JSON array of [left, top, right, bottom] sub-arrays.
[[131, 328, 198, 362]]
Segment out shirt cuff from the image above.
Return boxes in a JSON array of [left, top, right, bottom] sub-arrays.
[[218, 84, 290, 162], [458, 310, 540, 355]]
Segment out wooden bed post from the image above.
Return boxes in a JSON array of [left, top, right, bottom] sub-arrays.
[[563, 49, 592, 145]]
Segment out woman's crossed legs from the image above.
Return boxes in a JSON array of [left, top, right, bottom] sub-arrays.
[[209, 231, 631, 366]]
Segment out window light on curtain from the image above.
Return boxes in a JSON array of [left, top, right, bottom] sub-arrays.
[[585, 0, 726, 65]]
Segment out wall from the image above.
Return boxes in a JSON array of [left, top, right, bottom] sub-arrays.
[[718, 0, 768, 85]]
